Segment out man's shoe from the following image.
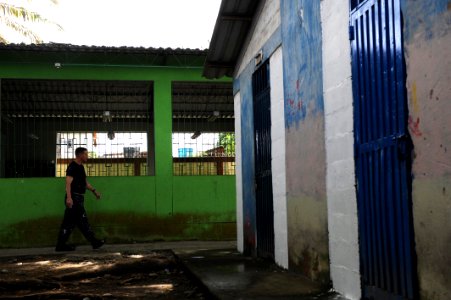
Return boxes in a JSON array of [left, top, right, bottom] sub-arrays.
[[92, 239, 105, 250], [55, 244, 76, 252]]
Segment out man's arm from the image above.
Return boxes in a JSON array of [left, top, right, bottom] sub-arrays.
[[66, 176, 73, 208], [86, 180, 101, 199]]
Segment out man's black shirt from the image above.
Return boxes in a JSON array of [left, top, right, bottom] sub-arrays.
[[66, 161, 87, 194]]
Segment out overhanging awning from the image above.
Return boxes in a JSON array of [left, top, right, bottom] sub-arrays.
[[203, 0, 261, 79]]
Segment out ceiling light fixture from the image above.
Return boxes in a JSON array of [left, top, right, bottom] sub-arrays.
[[207, 110, 220, 122], [103, 110, 112, 122]]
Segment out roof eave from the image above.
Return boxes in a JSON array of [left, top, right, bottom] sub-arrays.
[[203, 0, 261, 79]]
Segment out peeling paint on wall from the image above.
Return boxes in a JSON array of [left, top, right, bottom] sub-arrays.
[[287, 192, 329, 285], [285, 116, 329, 285], [281, 0, 324, 128], [402, 0, 450, 43], [403, 0, 451, 298], [281, 0, 328, 284], [286, 117, 327, 201], [238, 70, 257, 254]]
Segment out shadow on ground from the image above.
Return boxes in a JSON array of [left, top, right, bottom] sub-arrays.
[[0, 249, 209, 299], [0, 242, 347, 300]]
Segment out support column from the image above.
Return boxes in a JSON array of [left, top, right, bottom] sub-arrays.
[[153, 79, 173, 216], [0, 78, 3, 178], [234, 91, 244, 253], [270, 46, 288, 269]]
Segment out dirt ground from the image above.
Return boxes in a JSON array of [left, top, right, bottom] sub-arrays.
[[0, 249, 210, 299]]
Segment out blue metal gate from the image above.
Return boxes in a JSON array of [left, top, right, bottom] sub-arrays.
[[252, 60, 275, 259], [350, 0, 417, 299]]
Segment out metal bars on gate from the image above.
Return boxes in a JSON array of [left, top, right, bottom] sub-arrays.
[[350, 0, 417, 299], [252, 60, 275, 259], [171, 82, 235, 176]]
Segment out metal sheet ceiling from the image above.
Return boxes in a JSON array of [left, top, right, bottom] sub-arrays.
[[172, 82, 234, 118], [1, 79, 153, 117], [203, 0, 261, 79], [1, 79, 233, 119]]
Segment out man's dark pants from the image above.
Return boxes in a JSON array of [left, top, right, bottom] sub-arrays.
[[56, 194, 98, 246]]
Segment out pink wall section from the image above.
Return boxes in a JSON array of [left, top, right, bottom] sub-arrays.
[[403, 1, 451, 299]]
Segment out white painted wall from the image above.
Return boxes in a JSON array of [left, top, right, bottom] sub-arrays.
[[234, 91, 244, 253], [269, 46, 288, 269], [321, 0, 361, 299], [235, 0, 280, 77]]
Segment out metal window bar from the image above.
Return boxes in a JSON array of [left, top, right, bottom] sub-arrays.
[[0, 79, 154, 178], [351, 0, 367, 10], [172, 81, 235, 176]]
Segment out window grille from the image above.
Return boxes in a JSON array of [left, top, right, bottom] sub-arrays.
[[0, 79, 154, 178], [172, 82, 235, 176], [56, 132, 148, 177]]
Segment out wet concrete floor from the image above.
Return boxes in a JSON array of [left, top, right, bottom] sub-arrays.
[[175, 247, 347, 300]]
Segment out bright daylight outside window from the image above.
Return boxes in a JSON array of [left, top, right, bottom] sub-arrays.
[[56, 132, 148, 177], [0, 79, 154, 178], [172, 82, 235, 176]]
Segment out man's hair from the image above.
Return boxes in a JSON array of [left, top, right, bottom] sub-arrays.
[[75, 147, 88, 157]]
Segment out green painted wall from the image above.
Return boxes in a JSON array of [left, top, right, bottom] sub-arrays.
[[0, 61, 236, 248]]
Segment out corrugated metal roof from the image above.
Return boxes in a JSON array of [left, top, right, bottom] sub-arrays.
[[172, 82, 234, 118], [1, 79, 234, 119], [0, 43, 207, 56], [203, 0, 261, 79], [1, 79, 153, 117]]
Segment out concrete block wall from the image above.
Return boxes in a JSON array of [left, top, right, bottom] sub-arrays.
[[321, 0, 361, 299], [235, 0, 280, 77], [280, 0, 329, 285], [234, 91, 244, 253], [233, 0, 450, 298], [234, 0, 282, 255], [402, 1, 451, 299], [269, 46, 289, 269]]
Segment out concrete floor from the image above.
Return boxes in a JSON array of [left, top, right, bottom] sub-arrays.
[[0, 241, 347, 299], [175, 247, 346, 300], [0, 240, 237, 258]]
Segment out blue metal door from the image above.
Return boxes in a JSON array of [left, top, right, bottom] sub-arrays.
[[350, 0, 417, 299], [252, 60, 275, 259]]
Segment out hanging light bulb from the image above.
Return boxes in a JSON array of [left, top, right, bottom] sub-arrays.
[[103, 110, 112, 122], [207, 110, 220, 122]]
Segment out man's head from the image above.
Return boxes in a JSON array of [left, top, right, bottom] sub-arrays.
[[75, 147, 88, 163]]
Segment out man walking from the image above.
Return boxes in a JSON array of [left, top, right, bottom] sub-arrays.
[[55, 147, 105, 251]]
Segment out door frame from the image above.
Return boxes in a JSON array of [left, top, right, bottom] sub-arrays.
[[252, 59, 275, 259], [350, 0, 418, 298]]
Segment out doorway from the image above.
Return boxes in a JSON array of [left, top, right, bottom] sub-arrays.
[[252, 60, 275, 259]]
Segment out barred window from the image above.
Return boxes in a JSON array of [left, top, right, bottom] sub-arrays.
[[0, 79, 154, 178], [56, 132, 148, 177], [172, 82, 235, 176], [172, 132, 235, 176]]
